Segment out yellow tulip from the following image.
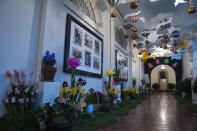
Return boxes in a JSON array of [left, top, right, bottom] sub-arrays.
[[104, 69, 115, 77]]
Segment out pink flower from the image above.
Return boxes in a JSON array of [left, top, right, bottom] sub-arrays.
[[2, 98, 8, 103], [11, 97, 16, 103], [31, 98, 36, 103], [5, 71, 11, 77], [68, 58, 80, 68], [14, 81, 19, 87], [30, 72, 34, 76], [21, 70, 26, 77], [13, 69, 19, 75], [18, 98, 24, 104], [15, 88, 20, 95], [7, 88, 13, 95], [104, 81, 108, 85]]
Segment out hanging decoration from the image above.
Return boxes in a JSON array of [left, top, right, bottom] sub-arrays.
[[171, 30, 180, 38], [123, 22, 133, 31], [157, 17, 172, 29], [131, 27, 139, 40], [148, 62, 153, 69], [172, 62, 178, 68], [124, 10, 141, 23], [137, 43, 143, 50], [141, 29, 150, 38], [164, 58, 169, 64], [124, 34, 129, 38], [141, 51, 149, 62], [187, 0, 196, 14], [109, 0, 120, 17], [160, 34, 170, 43], [155, 59, 160, 65], [173, 38, 179, 46], [130, 0, 138, 9]]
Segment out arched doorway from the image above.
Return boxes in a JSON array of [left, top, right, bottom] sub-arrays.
[[151, 65, 176, 90]]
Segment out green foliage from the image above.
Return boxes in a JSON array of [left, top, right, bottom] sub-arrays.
[[0, 112, 39, 131], [167, 83, 175, 91], [193, 78, 197, 93]]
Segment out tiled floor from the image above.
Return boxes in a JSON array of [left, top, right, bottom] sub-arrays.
[[97, 92, 197, 131]]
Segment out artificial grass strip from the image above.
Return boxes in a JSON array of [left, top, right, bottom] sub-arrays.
[[72, 96, 147, 131], [174, 94, 197, 113]]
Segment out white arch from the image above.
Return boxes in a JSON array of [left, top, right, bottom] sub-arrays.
[[150, 64, 176, 88]]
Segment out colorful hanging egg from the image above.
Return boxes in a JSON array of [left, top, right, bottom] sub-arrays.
[[188, 6, 196, 14], [172, 62, 178, 68], [109, 0, 120, 17], [155, 59, 160, 65], [142, 29, 150, 38], [131, 33, 139, 40], [164, 58, 169, 64], [130, 1, 138, 9], [171, 30, 180, 38], [148, 62, 153, 69]]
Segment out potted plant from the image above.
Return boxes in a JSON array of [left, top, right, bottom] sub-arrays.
[[192, 78, 197, 104], [1, 70, 39, 130], [152, 83, 160, 91], [167, 83, 175, 92], [3, 70, 38, 114], [42, 51, 57, 81], [43, 58, 86, 131]]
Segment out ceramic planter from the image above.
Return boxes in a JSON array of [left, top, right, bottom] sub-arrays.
[[42, 66, 57, 82]]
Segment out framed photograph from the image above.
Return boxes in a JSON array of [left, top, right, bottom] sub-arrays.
[[115, 50, 128, 81], [93, 57, 100, 70], [64, 14, 103, 78], [73, 25, 83, 46], [85, 51, 92, 67], [71, 47, 83, 64], [94, 39, 101, 55], [84, 33, 93, 49]]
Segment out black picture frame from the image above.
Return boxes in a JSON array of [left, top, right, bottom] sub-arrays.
[[64, 14, 103, 78], [115, 49, 128, 81]]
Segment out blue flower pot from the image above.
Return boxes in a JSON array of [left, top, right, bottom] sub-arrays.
[[86, 104, 94, 114]]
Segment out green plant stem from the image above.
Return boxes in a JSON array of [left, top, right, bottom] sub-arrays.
[[71, 69, 75, 89]]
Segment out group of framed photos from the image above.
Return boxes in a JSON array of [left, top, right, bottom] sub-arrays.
[[115, 49, 129, 81], [64, 14, 103, 78]]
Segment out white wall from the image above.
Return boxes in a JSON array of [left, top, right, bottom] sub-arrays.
[[0, 0, 42, 116]]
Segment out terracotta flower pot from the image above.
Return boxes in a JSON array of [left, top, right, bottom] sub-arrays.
[[42, 66, 57, 82]]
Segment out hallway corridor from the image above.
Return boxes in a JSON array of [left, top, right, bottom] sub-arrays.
[[98, 93, 197, 131]]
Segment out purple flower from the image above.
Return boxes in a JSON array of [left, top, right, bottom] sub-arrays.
[[11, 97, 16, 103], [7, 88, 13, 95], [2, 98, 8, 104], [68, 58, 80, 68], [25, 87, 30, 93], [14, 81, 19, 87], [62, 81, 68, 87], [27, 81, 33, 87], [26, 98, 29, 102], [18, 98, 24, 104], [57, 97, 67, 104], [89, 88, 95, 93], [31, 91, 34, 96], [31, 98, 36, 103], [5, 71, 11, 77], [21, 70, 26, 77], [15, 88, 20, 95], [13, 69, 19, 76], [78, 78, 86, 86]]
